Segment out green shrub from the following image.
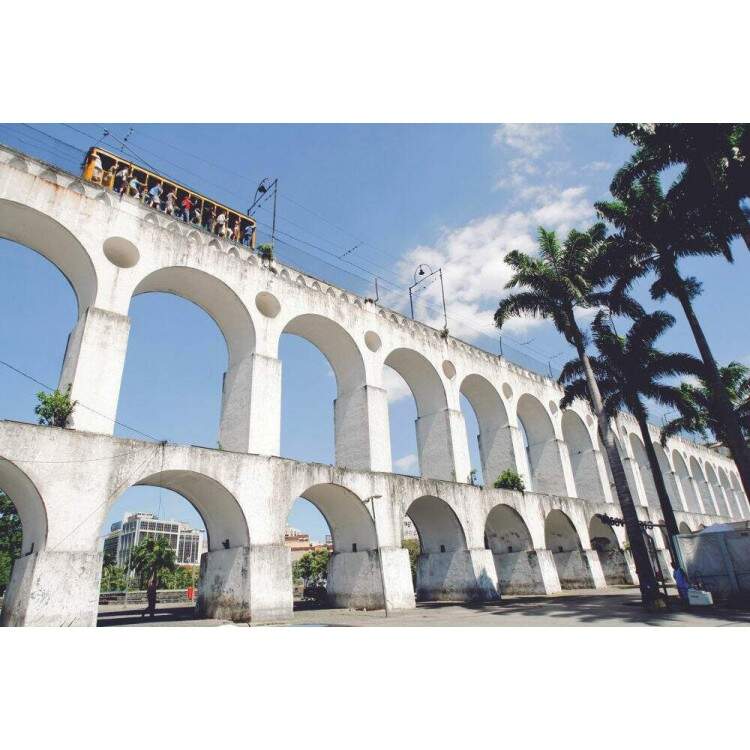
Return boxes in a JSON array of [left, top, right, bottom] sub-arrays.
[[35, 385, 76, 428], [493, 469, 525, 492], [258, 243, 274, 262]]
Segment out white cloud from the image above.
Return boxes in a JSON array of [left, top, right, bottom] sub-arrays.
[[385, 186, 595, 344], [394, 453, 418, 472], [383, 365, 413, 403], [493, 124, 560, 158], [584, 160, 612, 173]]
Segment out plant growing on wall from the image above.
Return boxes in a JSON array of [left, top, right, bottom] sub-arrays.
[[257, 243, 274, 262], [493, 469, 526, 492], [34, 385, 76, 428]]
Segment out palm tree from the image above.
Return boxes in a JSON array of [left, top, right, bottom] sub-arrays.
[[612, 123, 750, 252], [595, 174, 750, 499], [560, 310, 703, 543], [129, 535, 176, 589], [662, 361, 750, 445], [495, 224, 664, 606]]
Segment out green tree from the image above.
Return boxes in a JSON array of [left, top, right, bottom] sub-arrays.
[[34, 386, 76, 428], [293, 548, 330, 587], [560, 310, 703, 542], [612, 123, 750, 252], [129, 536, 176, 588], [401, 538, 420, 583], [662, 361, 750, 444], [495, 223, 663, 606], [493, 469, 526, 492], [596, 173, 750, 499], [0, 491, 23, 595], [100, 565, 128, 592]]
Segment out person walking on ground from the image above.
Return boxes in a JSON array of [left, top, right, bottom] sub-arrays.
[[672, 562, 690, 604], [142, 574, 158, 618]]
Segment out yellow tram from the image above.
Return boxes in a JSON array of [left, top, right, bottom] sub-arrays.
[[81, 146, 256, 247]]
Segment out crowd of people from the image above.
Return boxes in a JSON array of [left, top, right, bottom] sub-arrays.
[[82, 151, 255, 245]]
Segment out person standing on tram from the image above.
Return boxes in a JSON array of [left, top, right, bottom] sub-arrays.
[[181, 194, 193, 222], [148, 181, 164, 209]]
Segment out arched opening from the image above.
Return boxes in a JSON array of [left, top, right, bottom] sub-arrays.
[[589, 514, 630, 585], [672, 451, 701, 514], [0, 199, 98, 315], [729, 472, 750, 518], [689, 457, 714, 514], [280, 315, 366, 469], [118, 267, 256, 448], [629, 434, 659, 509], [385, 365, 420, 477], [545, 509, 593, 590], [405, 495, 472, 601], [0, 235, 79, 426], [561, 410, 606, 503], [0, 458, 48, 605], [678, 521, 692, 534], [99, 470, 248, 622], [287, 484, 379, 610], [485, 504, 537, 594], [459, 374, 515, 488], [652, 443, 683, 512], [705, 464, 730, 517], [516, 394, 566, 495], [383, 348, 451, 481], [717, 468, 737, 519]]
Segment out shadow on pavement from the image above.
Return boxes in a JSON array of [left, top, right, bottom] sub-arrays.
[[98, 605, 199, 627]]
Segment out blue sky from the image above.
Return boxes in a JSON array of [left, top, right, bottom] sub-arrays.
[[1, 123, 749, 542]]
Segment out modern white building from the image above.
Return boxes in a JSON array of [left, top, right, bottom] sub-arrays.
[[103, 513, 206, 568]]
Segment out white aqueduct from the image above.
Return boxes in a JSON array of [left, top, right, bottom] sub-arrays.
[[0, 144, 747, 626]]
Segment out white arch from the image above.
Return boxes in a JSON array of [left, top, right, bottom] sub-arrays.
[[561, 410, 606, 503], [689, 456, 714, 513], [383, 347, 447, 417], [544, 509, 582, 552], [653, 442, 683, 512], [717, 467, 737, 519], [705, 464, 730, 517], [0, 457, 48, 554], [485, 504, 533, 553], [406, 495, 468, 553], [516, 394, 566, 495], [629, 433, 659, 509], [729, 472, 750, 518], [0, 198, 97, 315], [132, 266, 256, 368], [672, 451, 701, 514]]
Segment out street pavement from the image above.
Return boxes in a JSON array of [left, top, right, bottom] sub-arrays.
[[96, 586, 750, 627]]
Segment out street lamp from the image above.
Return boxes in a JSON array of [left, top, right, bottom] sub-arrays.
[[247, 177, 278, 250], [362, 494, 388, 617], [408, 264, 448, 331]]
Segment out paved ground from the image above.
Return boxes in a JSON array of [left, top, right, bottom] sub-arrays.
[[96, 586, 750, 627]]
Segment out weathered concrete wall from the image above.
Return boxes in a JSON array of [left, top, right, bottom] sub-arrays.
[[493, 550, 562, 595]]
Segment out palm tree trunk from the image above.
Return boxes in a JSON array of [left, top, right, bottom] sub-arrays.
[[633, 403, 679, 557], [569, 327, 662, 606], [674, 285, 750, 498]]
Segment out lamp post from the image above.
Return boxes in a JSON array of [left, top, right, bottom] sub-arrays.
[[247, 177, 278, 250], [408, 264, 447, 330], [362, 494, 388, 617]]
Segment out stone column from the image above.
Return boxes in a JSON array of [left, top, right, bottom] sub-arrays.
[[493, 549, 562, 595], [594, 546, 637, 585], [556, 438, 579, 498], [668, 469, 689, 512], [689, 474, 708, 515], [219, 353, 281, 455], [592, 448, 615, 504], [197, 543, 292, 623], [415, 548, 500, 602], [527, 438, 575, 496], [622, 455, 649, 507], [477, 422, 518, 490], [334, 384, 391, 472], [1, 549, 102, 627], [59, 307, 131, 435], [415, 407, 472, 483]]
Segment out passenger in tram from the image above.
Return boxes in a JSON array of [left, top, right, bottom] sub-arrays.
[[180, 194, 192, 222], [215, 210, 227, 237], [147, 180, 163, 209], [191, 203, 202, 225], [231, 217, 241, 242], [127, 174, 143, 198], [164, 188, 178, 216], [114, 165, 130, 194], [242, 223, 253, 246], [102, 165, 117, 190], [82, 151, 103, 183]]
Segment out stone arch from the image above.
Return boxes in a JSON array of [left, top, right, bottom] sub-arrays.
[[132, 266, 256, 368], [717, 467, 737, 518], [589, 514, 632, 585], [383, 348, 448, 417], [459, 373, 516, 487], [515, 393, 566, 495], [0, 457, 48, 555], [690, 456, 714, 513], [705, 464, 730, 517], [112, 469, 250, 552], [653, 442, 683, 511], [561, 409, 607, 502], [678, 521, 693, 534], [281, 314, 366, 397], [485, 504, 533, 554], [672, 451, 701, 514], [545, 509, 581, 553], [406, 495, 467, 554], [729, 472, 750, 518], [629, 433, 659, 509], [293, 483, 380, 609], [0, 198, 97, 315]]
